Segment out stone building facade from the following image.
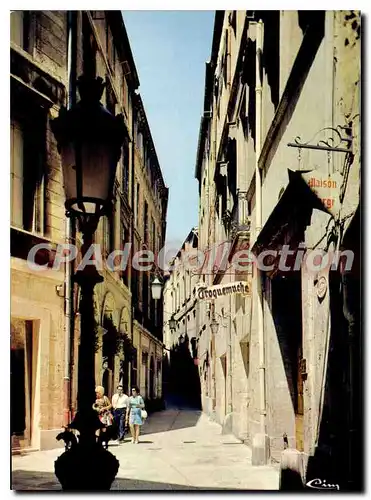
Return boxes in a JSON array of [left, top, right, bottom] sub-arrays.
[[163, 228, 201, 405], [10, 10, 168, 452], [163, 228, 199, 352], [130, 92, 168, 407], [195, 10, 361, 489]]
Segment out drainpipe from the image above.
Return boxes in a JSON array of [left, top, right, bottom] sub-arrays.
[[130, 97, 136, 389], [228, 293, 233, 414], [63, 10, 77, 427], [252, 18, 268, 465]]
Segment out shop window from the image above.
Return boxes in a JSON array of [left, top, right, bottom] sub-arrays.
[[130, 348, 138, 387], [11, 319, 35, 448]]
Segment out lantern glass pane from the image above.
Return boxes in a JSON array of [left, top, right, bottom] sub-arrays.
[[151, 282, 162, 300], [61, 142, 77, 201], [80, 142, 112, 202], [210, 321, 219, 335], [60, 140, 115, 214]]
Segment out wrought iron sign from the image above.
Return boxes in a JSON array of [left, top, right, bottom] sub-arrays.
[[287, 125, 353, 154]]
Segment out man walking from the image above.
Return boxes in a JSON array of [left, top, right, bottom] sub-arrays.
[[112, 385, 129, 442]]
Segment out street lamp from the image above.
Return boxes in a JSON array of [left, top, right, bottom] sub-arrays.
[[51, 75, 125, 491], [151, 276, 163, 300], [169, 316, 177, 332], [52, 76, 125, 221], [210, 318, 220, 335]]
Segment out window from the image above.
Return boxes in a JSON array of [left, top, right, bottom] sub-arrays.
[[10, 11, 24, 47], [83, 13, 97, 79], [122, 141, 129, 197], [130, 348, 138, 387], [104, 210, 114, 255], [143, 272, 149, 319], [10, 120, 24, 228], [137, 130, 143, 158], [11, 116, 45, 233], [239, 87, 248, 139], [105, 78, 116, 115], [228, 11, 236, 35], [143, 144, 147, 170], [122, 77, 129, 115], [154, 299, 158, 328], [143, 201, 149, 244], [135, 183, 140, 226], [141, 352, 148, 397], [151, 219, 156, 251], [121, 224, 129, 286], [106, 24, 115, 74], [223, 30, 229, 87]]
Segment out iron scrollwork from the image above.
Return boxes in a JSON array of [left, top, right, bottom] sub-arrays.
[[288, 125, 353, 153]]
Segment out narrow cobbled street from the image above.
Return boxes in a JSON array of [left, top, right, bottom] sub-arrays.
[[12, 408, 279, 490]]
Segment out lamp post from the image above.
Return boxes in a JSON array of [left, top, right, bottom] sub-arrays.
[[51, 75, 126, 490]]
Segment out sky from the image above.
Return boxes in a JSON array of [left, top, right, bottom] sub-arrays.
[[122, 10, 215, 245]]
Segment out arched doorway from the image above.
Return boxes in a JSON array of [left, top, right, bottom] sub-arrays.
[[101, 293, 117, 399], [119, 307, 130, 393], [101, 315, 117, 399]]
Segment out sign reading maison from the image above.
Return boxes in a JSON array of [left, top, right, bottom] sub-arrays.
[[300, 171, 342, 217], [198, 281, 251, 300], [307, 176, 338, 210]]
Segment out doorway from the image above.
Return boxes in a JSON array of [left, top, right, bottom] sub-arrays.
[[149, 356, 155, 400], [271, 272, 304, 451], [11, 319, 36, 449], [102, 316, 117, 399]]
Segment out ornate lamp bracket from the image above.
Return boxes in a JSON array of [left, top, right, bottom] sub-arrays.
[[287, 124, 353, 154]]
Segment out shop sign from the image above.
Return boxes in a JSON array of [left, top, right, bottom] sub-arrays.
[[301, 171, 342, 217], [197, 281, 251, 300]]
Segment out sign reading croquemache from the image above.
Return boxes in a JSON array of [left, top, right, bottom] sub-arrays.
[[197, 281, 251, 300]]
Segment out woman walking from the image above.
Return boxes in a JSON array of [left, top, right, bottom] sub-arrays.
[[92, 385, 113, 449], [125, 386, 145, 444]]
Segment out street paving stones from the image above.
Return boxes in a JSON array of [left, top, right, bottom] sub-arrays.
[[11, 408, 279, 490]]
